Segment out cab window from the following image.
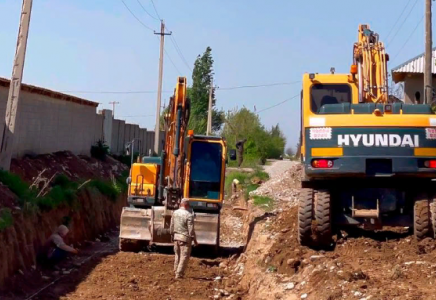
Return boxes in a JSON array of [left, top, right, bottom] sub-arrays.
[[311, 84, 352, 113], [189, 142, 223, 199]]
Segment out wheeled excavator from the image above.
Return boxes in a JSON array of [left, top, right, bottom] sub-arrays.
[[298, 24, 436, 247], [119, 77, 229, 253]]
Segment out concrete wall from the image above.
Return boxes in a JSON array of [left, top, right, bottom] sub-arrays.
[[403, 74, 436, 104], [0, 85, 164, 158]]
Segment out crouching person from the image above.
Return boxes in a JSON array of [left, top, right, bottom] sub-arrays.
[[45, 225, 79, 267]]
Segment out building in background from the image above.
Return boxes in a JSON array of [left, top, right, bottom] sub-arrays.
[[391, 47, 436, 104]]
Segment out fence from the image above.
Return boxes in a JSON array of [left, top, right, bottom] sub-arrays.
[[0, 78, 163, 158]]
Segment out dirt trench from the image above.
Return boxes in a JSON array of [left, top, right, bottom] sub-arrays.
[[231, 161, 436, 300], [0, 151, 128, 293], [10, 160, 436, 300]]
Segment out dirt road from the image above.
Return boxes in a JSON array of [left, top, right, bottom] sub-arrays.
[[9, 160, 436, 299]]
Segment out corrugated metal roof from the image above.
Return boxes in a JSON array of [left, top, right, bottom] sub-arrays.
[[392, 47, 436, 74], [0, 77, 99, 108]]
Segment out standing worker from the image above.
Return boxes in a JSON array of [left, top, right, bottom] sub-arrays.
[[235, 139, 247, 168], [170, 198, 198, 279]]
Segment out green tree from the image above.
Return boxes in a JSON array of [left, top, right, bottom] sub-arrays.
[[222, 108, 286, 164], [188, 47, 224, 134]]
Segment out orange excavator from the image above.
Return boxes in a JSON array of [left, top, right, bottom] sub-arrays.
[[119, 77, 229, 253]]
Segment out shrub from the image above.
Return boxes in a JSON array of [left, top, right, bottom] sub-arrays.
[[0, 208, 13, 231], [0, 170, 36, 206], [89, 180, 120, 202], [91, 140, 109, 161]]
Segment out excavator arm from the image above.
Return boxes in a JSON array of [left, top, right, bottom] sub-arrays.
[[353, 24, 389, 103]]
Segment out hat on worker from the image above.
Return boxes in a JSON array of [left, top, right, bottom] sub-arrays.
[[181, 198, 190, 204]]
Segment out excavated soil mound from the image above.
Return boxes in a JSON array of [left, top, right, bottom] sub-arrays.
[[11, 151, 127, 184], [259, 206, 436, 300]]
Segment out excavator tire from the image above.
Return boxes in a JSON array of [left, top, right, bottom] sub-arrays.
[[298, 188, 314, 246], [414, 197, 430, 241], [314, 190, 332, 246], [430, 198, 436, 239]]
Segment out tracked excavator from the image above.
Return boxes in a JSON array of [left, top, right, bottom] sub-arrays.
[[298, 24, 436, 247], [119, 77, 228, 252]]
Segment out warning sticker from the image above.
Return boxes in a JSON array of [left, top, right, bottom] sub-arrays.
[[310, 127, 332, 140], [426, 128, 436, 140]]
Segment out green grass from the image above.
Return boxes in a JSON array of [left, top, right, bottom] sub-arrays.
[[252, 196, 274, 211], [245, 183, 259, 200], [0, 170, 126, 218], [0, 208, 13, 231], [0, 171, 37, 207], [88, 179, 121, 202], [227, 156, 259, 168], [225, 171, 250, 196], [251, 168, 270, 181]]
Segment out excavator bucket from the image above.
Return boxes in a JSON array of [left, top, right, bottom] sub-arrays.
[[119, 207, 152, 241], [194, 212, 220, 246]]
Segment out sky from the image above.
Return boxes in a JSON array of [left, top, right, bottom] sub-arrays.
[[0, 0, 433, 149]]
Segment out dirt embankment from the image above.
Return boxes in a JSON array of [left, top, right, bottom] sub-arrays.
[[230, 162, 436, 300], [0, 151, 128, 289]]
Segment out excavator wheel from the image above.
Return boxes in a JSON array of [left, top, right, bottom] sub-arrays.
[[430, 197, 436, 239], [314, 190, 333, 246], [414, 196, 430, 241], [298, 188, 314, 246]]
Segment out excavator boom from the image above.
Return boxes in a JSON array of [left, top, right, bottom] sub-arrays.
[[119, 77, 227, 252]]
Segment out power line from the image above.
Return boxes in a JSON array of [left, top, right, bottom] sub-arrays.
[[59, 90, 173, 94], [59, 81, 301, 94], [121, 0, 154, 32], [162, 42, 183, 75], [385, 0, 413, 41], [386, 0, 419, 47], [118, 114, 155, 118], [144, 1, 191, 73], [121, 0, 182, 75], [257, 94, 299, 114], [150, 0, 162, 20], [136, 0, 160, 21], [169, 35, 192, 71], [219, 81, 300, 90], [390, 15, 424, 63]]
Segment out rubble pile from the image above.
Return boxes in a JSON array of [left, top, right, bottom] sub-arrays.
[[250, 163, 302, 206]]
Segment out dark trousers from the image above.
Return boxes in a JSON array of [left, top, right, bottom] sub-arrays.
[[237, 152, 243, 167], [48, 248, 68, 265]]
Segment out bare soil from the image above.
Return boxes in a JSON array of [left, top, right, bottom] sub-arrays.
[[6, 160, 436, 300], [234, 161, 436, 300]]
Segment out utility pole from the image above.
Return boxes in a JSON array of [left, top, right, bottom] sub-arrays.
[[207, 79, 218, 136], [0, 0, 33, 171], [153, 20, 171, 155], [425, 0, 433, 104], [109, 101, 119, 118]]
